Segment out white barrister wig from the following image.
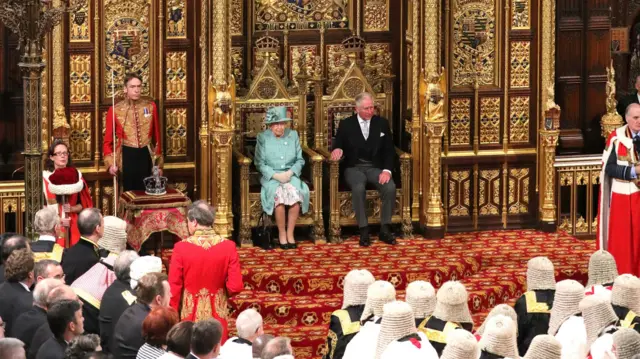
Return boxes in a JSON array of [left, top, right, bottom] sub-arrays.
[[587, 250, 619, 287], [440, 329, 480, 359], [526, 256, 556, 291], [342, 269, 375, 309], [360, 281, 396, 321], [374, 301, 416, 359], [611, 274, 640, 314], [432, 281, 473, 324], [405, 281, 436, 319], [579, 294, 619, 348], [548, 279, 585, 335], [478, 314, 518, 359]]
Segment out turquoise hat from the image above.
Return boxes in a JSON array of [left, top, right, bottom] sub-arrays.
[[265, 106, 292, 124]]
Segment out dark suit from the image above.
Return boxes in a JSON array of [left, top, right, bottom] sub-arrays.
[[35, 337, 67, 359], [99, 279, 136, 352], [333, 114, 396, 228], [28, 323, 54, 359], [617, 92, 640, 117], [0, 281, 34, 334], [10, 305, 48, 351], [0, 264, 5, 283], [110, 302, 151, 358], [61, 237, 106, 285]]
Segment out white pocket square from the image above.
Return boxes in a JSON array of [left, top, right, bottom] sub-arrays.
[[380, 133, 385, 137]]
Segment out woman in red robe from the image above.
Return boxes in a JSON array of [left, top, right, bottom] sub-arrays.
[[43, 139, 93, 247]]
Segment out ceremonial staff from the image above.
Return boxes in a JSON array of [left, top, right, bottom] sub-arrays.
[[111, 71, 118, 215]]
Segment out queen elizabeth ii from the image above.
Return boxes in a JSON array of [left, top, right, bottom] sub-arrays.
[[254, 106, 309, 249]]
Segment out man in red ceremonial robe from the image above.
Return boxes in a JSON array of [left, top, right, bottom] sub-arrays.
[[599, 102, 640, 276], [103, 73, 162, 192], [168, 201, 243, 344]]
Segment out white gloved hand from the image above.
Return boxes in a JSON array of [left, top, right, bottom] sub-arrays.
[[283, 170, 294, 182], [272, 172, 288, 183]]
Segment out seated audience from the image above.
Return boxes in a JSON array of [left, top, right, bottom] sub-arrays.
[[418, 281, 473, 356], [405, 280, 436, 327], [61, 208, 106, 285], [581, 295, 619, 359], [514, 256, 555, 356], [28, 285, 80, 359], [32, 208, 64, 263], [261, 337, 294, 359], [34, 259, 64, 283], [610, 274, 640, 332], [187, 319, 223, 359], [521, 334, 562, 359], [323, 269, 374, 359], [64, 334, 101, 359], [158, 321, 194, 359], [612, 328, 640, 359], [585, 250, 619, 299], [99, 250, 141, 352], [11, 278, 64, 351], [475, 304, 518, 340], [0, 338, 26, 359], [478, 314, 518, 359], [549, 279, 587, 359], [169, 201, 243, 343], [254, 106, 309, 249], [36, 299, 84, 359], [439, 329, 478, 359], [0, 248, 36, 334], [137, 306, 179, 359], [252, 334, 274, 359], [343, 281, 396, 359], [111, 272, 170, 358], [375, 301, 437, 359], [71, 216, 128, 335], [220, 309, 264, 359], [0, 233, 29, 283]]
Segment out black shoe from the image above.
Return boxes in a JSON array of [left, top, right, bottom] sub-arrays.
[[379, 226, 397, 245], [279, 243, 288, 250], [359, 227, 371, 247], [287, 242, 297, 249]]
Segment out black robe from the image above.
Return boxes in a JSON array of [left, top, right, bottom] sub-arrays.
[[110, 302, 151, 358], [10, 306, 47, 352], [612, 304, 640, 333], [99, 279, 136, 352], [418, 316, 473, 356], [61, 237, 108, 285], [514, 289, 555, 356], [323, 304, 365, 359]]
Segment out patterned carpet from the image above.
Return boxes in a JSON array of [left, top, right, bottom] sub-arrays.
[[224, 229, 596, 359]]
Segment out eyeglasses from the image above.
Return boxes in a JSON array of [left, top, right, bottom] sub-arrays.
[[53, 151, 70, 157]]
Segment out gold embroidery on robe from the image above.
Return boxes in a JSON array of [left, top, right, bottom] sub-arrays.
[[185, 229, 226, 249], [215, 288, 231, 321], [326, 329, 338, 359], [180, 290, 195, 319], [418, 316, 461, 344], [33, 244, 64, 263], [114, 99, 154, 149], [621, 310, 638, 330], [122, 291, 137, 305], [334, 310, 360, 336], [525, 291, 550, 313]]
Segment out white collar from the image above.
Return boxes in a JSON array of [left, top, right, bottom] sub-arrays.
[[189, 353, 203, 359], [357, 114, 369, 124], [38, 234, 56, 242], [19, 282, 31, 292]]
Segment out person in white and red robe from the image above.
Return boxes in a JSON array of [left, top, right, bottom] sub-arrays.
[[598, 103, 640, 277]]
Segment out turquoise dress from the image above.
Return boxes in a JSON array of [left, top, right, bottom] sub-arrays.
[[254, 128, 310, 215]]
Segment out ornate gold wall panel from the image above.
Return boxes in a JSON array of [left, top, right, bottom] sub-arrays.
[[70, 3, 91, 42], [70, 55, 92, 104], [479, 97, 500, 144], [167, 0, 187, 39], [166, 108, 188, 157], [479, 169, 500, 215], [231, 47, 244, 86], [166, 51, 188, 100], [103, 0, 153, 98], [450, 98, 471, 146], [290, 45, 317, 88], [363, 0, 389, 32], [364, 43, 392, 94], [326, 44, 348, 94], [508, 167, 530, 214], [69, 112, 92, 161], [254, 0, 350, 31], [448, 170, 471, 217], [230, 0, 243, 35], [424, 0, 440, 74], [510, 41, 530, 88], [511, 0, 530, 30], [451, 0, 499, 87], [509, 96, 530, 143]]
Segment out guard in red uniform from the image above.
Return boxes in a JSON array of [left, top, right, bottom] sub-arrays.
[[168, 201, 243, 344], [598, 103, 640, 276], [103, 73, 162, 192]]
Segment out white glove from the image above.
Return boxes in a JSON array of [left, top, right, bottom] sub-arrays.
[[283, 170, 293, 182], [272, 172, 288, 183]]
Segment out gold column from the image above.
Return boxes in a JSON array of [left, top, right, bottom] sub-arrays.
[[423, 118, 446, 237], [199, 0, 210, 202], [410, 0, 421, 223], [51, 0, 68, 140], [601, 60, 624, 138], [210, 0, 234, 236]]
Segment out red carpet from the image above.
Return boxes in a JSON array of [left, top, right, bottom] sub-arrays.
[[226, 230, 595, 359]]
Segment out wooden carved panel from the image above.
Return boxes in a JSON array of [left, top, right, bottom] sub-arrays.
[[364, 43, 393, 93], [69, 112, 92, 161], [450, 98, 471, 146], [479, 97, 500, 144], [510, 41, 530, 88], [479, 169, 500, 215], [231, 47, 245, 86], [511, 0, 530, 29], [364, 0, 390, 31], [448, 169, 472, 217], [326, 44, 348, 94], [166, 108, 188, 157], [290, 45, 317, 88], [166, 51, 188, 100], [508, 168, 530, 214], [70, 2, 91, 42], [231, 0, 243, 36], [70, 55, 92, 104], [167, 0, 187, 39], [254, 0, 350, 31], [509, 96, 530, 144]]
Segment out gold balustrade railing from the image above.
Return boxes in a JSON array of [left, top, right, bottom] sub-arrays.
[[0, 181, 26, 235], [554, 155, 601, 238]]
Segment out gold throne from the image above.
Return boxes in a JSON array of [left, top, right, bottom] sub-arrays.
[[312, 35, 412, 243], [232, 34, 325, 247]]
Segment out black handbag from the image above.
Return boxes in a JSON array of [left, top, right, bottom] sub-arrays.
[[254, 212, 274, 250]]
